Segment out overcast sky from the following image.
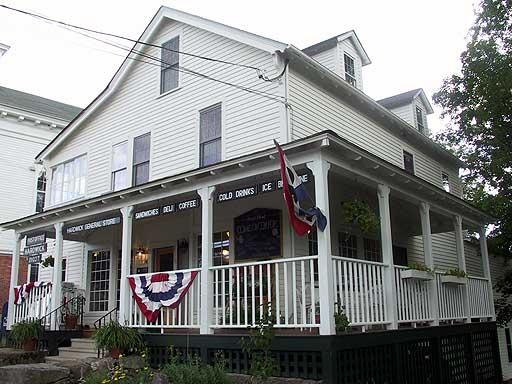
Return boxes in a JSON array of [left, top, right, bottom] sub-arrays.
[[0, 0, 477, 134]]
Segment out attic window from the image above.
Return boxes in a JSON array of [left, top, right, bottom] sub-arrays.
[[344, 54, 356, 87], [416, 106, 425, 134], [161, 36, 179, 94]]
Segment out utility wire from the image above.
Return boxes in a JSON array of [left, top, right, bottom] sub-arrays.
[[34, 13, 290, 106], [0, 3, 278, 78]]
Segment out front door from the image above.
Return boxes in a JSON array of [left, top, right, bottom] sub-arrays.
[[88, 250, 111, 312], [154, 247, 174, 272]]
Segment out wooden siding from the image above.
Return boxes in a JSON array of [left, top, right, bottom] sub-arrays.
[[310, 47, 337, 74], [38, 240, 85, 288], [387, 104, 414, 126], [0, 119, 54, 253], [47, 19, 283, 200]]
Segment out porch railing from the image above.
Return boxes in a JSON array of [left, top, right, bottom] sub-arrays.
[[210, 256, 319, 328], [127, 268, 201, 328], [467, 276, 494, 319], [394, 266, 433, 323], [14, 283, 52, 324], [332, 256, 388, 327], [436, 272, 466, 321]]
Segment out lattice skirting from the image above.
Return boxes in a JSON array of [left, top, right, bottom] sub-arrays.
[[142, 322, 502, 384]]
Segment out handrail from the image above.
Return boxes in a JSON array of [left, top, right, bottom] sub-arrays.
[[39, 295, 85, 331], [209, 255, 319, 270], [331, 255, 387, 267], [94, 307, 118, 329]]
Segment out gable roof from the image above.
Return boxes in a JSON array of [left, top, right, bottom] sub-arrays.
[[302, 30, 371, 66], [0, 85, 81, 121], [377, 88, 434, 114], [36, 6, 287, 160]]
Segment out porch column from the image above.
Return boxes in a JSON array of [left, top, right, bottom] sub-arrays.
[[51, 222, 64, 330], [377, 184, 398, 329], [307, 159, 335, 335], [6, 232, 22, 330], [198, 186, 215, 335], [478, 225, 496, 320], [419, 202, 439, 325], [454, 215, 471, 322], [119, 205, 134, 325]]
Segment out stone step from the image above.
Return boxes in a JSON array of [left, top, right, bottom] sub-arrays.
[[70, 338, 96, 349], [58, 347, 97, 359], [45, 356, 79, 363]]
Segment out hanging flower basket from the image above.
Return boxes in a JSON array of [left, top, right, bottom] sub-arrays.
[[441, 275, 468, 285]]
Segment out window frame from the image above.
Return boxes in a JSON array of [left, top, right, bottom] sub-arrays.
[[49, 154, 88, 207], [35, 171, 46, 213], [198, 102, 223, 167], [403, 150, 415, 174], [132, 133, 151, 186], [111, 141, 128, 191], [28, 263, 39, 283], [442, 172, 450, 192], [416, 106, 425, 134], [344, 53, 357, 87], [159, 35, 181, 96], [506, 328, 512, 363]]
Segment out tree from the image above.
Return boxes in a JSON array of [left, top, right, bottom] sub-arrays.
[[433, 0, 512, 325]]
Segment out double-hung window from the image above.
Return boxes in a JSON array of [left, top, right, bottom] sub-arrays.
[[35, 172, 46, 213], [133, 133, 151, 186], [416, 106, 425, 134], [161, 36, 179, 94], [199, 104, 222, 167], [50, 155, 87, 205], [29, 264, 39, 283], [403, 150, 414, 174], [506, 328, 512, 362], [111, 142, 128, 191], [442, 172, 450, 192], [344, 54, 356, 87]]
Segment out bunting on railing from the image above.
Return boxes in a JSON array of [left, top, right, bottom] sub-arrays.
[[14, 281, 52, 305], [128, 271, 198, 323]]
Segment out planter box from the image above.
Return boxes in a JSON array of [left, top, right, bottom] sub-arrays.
[[400, 269, 433, 281], [441, 275, 468, 285]]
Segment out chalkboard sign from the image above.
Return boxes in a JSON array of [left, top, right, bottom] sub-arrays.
[[234, 208, 281, 261]]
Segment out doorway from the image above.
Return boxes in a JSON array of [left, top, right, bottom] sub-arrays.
[[154, 247, 175, 272], [88, 250, 111, 312]]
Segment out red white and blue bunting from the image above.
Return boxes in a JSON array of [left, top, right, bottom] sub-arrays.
[[14, 281, 52, 305], [128, 271, 198, 323]]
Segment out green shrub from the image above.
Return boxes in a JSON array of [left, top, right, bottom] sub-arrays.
[[10, 320, 41, 344], [408, 263, 434, 274], [342, 200, 380, 234], [161, 352, 229, 384], [334, 303, 350, 332], [93, 321, 143, 352], [445, 268, 467, 278]]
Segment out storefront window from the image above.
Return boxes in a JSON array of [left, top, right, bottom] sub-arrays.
[[89, 250, 110, 312]]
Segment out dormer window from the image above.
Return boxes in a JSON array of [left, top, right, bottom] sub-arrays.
[[416, 106, 425, 134], [344, 54, 356, 87]]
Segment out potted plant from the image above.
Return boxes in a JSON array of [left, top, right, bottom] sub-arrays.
[[61, 298, 79, 330], [401, 263, 434, 281], [342, 200, 380, 234], [441, 268, 468, 285], [334, 303, 350, 333], [10, 320, 41, 351], [93, 321, 143, 358]]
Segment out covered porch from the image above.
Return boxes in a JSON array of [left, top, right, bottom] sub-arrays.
[[5, 132, 495, 335]]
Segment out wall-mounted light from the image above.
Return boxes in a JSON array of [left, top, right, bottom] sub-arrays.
[[135, 247, 149, 265]]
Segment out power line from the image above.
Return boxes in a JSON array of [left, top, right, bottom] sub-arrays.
[[0, 3, 274, 76], [34, 12, 290, 106]]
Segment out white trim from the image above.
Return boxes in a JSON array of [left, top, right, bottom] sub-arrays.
[[336, 31, 371, 66]]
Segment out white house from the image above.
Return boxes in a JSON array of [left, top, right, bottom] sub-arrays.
[[0, 84, 80, 308], [1, 7, 502, 382]]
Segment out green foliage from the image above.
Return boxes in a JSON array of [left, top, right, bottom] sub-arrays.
[[93, 321, 143, 352], [41, 255, 54, 268], [161, 352, 230, 384], [10, 320, 41, 344], [241, 303, 276, 382], [408, 263, 434, 274], [494, 269, 512, 327], [445, 269, 467, 278], [433, 0, 512, 326], [334, 303, 350, 332], [342, 200, 380, 234]]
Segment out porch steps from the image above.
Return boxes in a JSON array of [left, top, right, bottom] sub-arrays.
[[51, 338, 97, 360]]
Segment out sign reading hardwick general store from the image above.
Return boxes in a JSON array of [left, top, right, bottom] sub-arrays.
[[65, 216, 121, 234], [24, 232, 47, 264]]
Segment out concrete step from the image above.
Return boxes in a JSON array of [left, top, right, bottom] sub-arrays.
[[45, 356, 80, 364], [58, 347, 97, 359], [70, 338, 96, 349]]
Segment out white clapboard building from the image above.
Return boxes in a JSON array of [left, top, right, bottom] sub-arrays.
[[1, 7, 503, 382]]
